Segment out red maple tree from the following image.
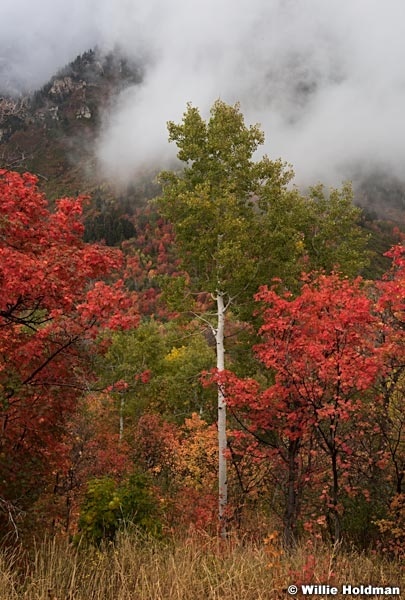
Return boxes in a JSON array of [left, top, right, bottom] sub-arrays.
[[373, 244, 405, 550], [0, 170, 139, 531], [218, 273, 381, 544]]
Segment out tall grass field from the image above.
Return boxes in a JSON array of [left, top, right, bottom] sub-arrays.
[[0, 531, 403, 599]]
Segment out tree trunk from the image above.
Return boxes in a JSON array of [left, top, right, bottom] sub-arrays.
[[283, 438, 300, 549], [119, 395, 125, 442], [216, 292, 228, 539], [330, 449, 341, 543]]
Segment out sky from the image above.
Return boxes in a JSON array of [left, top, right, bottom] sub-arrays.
[[1, 0, 405, 188]]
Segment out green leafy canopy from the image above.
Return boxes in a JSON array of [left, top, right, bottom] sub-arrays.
[[157, 100, 369, 305]]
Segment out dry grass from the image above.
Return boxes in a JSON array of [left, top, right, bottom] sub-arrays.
[[0, 531, 403, 599]]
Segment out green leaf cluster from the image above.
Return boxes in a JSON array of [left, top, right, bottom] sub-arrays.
[[302, 182, 370, 277], [76, 473, 161, 546], [100, 320, 216, 421]]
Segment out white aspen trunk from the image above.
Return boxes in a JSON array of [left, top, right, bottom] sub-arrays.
[[216, 291, 228, 539], [119, 395, 124, 443]]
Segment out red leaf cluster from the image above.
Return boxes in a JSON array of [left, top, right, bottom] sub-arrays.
[[0, 171, 139, 503]]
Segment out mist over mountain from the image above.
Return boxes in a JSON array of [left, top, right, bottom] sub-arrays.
[[1, 0, 405, 209]]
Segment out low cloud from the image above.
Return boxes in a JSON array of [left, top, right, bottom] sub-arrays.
[[1, 0, 405, 188]]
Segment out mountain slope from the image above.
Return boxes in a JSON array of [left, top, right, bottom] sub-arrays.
[[0, 49, 143, 199], [0, 48, 403, 270]]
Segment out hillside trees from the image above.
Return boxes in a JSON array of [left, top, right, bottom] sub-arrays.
[[373, 245, 405, 552], [157, 100, 369, 537], [300, 183, 370, 278], [0, 170, 139, 535], [97, 319, 215, 433]]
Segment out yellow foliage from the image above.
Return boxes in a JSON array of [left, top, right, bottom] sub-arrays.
[[263, 530, 284, 568], [174, 413, 218, 490], [164, 345, 187, 362]]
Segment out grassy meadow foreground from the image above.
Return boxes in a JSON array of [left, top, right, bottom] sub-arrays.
[[0, 532, 403, 600]]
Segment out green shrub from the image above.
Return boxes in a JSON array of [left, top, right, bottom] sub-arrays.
[[76, 473, 161, 545], [341, 493, 383, 548]]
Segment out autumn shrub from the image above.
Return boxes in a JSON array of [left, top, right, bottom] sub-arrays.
[[375, 493, 405, 559], [76, 472, 161, 545]]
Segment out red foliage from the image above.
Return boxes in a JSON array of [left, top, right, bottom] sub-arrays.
[[215, 274, 379, 440], [132, 413, 180, 475], [255, 273, 379, 404], [169, 486, 218, 533], [130, 412, 219, 532], [214, 272, 382, 541], [135, 369, 152, 384], [0, 171, 139, 515], [374, 244, 405, 499], [377, 244, 405, 362], [121, 211, 183, 317]]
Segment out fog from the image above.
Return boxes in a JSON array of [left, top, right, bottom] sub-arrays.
[[1, 0, 405, 187]]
